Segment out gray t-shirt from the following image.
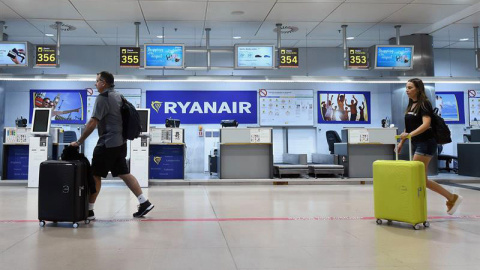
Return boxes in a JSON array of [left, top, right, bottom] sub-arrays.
[[91, 88, 125, 148]]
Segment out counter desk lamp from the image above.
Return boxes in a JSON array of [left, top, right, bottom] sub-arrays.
[[221, 120, 239, 128], [165, 118, 181, 128], [15, 117, 27, 127]]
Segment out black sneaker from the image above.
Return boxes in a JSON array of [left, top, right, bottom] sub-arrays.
[[87, 210, 96, 220], [133, 200, 154, 218]]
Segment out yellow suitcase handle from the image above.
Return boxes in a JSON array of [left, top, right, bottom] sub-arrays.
[[395, 135, 412, 140], [395, 134, 412, 161]]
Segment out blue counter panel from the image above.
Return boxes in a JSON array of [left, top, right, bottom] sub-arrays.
[[6, 145, 29, 180], [149, 145, 184, 179]]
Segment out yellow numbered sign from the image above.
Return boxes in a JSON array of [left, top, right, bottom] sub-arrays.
[[120, 47, 141, 68]]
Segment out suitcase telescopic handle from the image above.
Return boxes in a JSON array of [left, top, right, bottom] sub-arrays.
[[395, 135, 412, 161]]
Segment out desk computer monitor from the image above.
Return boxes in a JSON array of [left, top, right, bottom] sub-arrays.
[[31, 108, 52, 135], [137, 109, 150, 135]]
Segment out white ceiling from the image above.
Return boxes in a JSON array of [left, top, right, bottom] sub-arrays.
[[1, 0, 480, 48]]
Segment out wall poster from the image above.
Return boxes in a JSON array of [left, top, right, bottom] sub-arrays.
[[435, 91, 465, 124], [30, 89, 87, 125], [317, 91, 371, 124]]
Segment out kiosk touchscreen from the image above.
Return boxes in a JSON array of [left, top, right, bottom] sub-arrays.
[[28, 108, 53, 187], [31, 108, 52, 135], [137, 109, 151, 135], [130, 109, 151, 187]]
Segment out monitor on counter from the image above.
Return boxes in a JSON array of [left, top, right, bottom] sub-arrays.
[[374, 45, 414, 70], [31, 108, 52, 135], [137, 109, 151, 135], [144, 44, 185, 69], [235, 44, 275, 69], [0, 41, 29, 67]]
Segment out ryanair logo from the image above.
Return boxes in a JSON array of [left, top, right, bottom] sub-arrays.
[[153, 156, 162, 165], [149, 100, 252, 114], [151, 101, 163, 113]]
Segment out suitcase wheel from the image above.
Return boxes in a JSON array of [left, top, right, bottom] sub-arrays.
[[39, 221, 46, 227], [73, 223, 79, 228], [376, 219, 382, 225], [423, 221, 430, 228], [387, 220, 393, 225], [413, 224, 421, 230], [85, 219, 91, 225]]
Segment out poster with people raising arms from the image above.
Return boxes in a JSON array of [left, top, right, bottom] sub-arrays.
[[30, 89, 87, 125], [317, 91, 371, 124]]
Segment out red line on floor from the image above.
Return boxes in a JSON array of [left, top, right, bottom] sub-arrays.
[[1, 215, 479, 223]]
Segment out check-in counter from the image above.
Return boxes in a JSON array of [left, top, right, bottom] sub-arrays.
[[219, 128, 273, 179], [335, 128, 397, 178], [149, 127, 186, 179], [458, 142, 480, 177], [2, 127, 63, 180]]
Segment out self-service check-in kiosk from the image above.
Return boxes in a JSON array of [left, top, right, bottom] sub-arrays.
[[28, 108, 53, 188], [130, 109, 150, 188]]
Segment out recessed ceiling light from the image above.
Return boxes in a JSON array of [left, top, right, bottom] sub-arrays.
[[45, 34, 54, 37], [346, 37, 355, 40], [231, 11, 245, 15], [156, 35, 164, 38], [233, 36, 242, 39], [459, 38, 469, 41]]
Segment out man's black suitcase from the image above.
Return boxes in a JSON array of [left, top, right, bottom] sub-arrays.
[[38, 160, 90, 228]]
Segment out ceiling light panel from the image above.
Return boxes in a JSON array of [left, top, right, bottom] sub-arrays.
[[70, 1, 144, 21], [325, 3, 405, 23], [267, 2, 341, 22], [29, 19, 95, 36], [384, 4, 470, 24], [207, 2, 274, 21], [1, 0, 82, 20], [146, 21, 204, 39], [141, 1, 207, 21], [204, 21, 262, 40], [0, 1, 22, 19]]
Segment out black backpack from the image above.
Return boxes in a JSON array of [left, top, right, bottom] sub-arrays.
[[120, 95, 142, 140], [431, 107, 452, 145]]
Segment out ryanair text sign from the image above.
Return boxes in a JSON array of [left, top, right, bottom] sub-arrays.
[[146, 90, 258, 124]]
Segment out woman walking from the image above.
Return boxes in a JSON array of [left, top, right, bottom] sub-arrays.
[[397, 78, 462, 215]]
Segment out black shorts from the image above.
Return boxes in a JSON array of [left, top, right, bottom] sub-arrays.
[[92, 144, 129, 178]]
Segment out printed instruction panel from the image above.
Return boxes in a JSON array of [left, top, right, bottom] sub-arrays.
[[259, 89, 314, 126], [469, 97, 480, 127]]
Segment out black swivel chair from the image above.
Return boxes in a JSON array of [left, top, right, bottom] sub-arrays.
[[437, 144, 458, 173], [326, 130, 342, 154]]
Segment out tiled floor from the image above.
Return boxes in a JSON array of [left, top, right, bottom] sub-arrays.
[[0, 183, 478, 270]]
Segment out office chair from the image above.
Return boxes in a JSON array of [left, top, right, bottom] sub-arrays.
[[63, 131, 78, 143], [437, 144, 458, 173], [326, 130, 342, 154]]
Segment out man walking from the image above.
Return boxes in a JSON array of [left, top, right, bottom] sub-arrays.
[[70, 71, 154, 219]]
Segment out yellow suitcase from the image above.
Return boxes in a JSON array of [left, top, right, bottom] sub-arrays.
[[373, 136, 428, 230]]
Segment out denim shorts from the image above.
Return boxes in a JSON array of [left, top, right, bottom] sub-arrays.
[[412, 138, 437, 157]]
